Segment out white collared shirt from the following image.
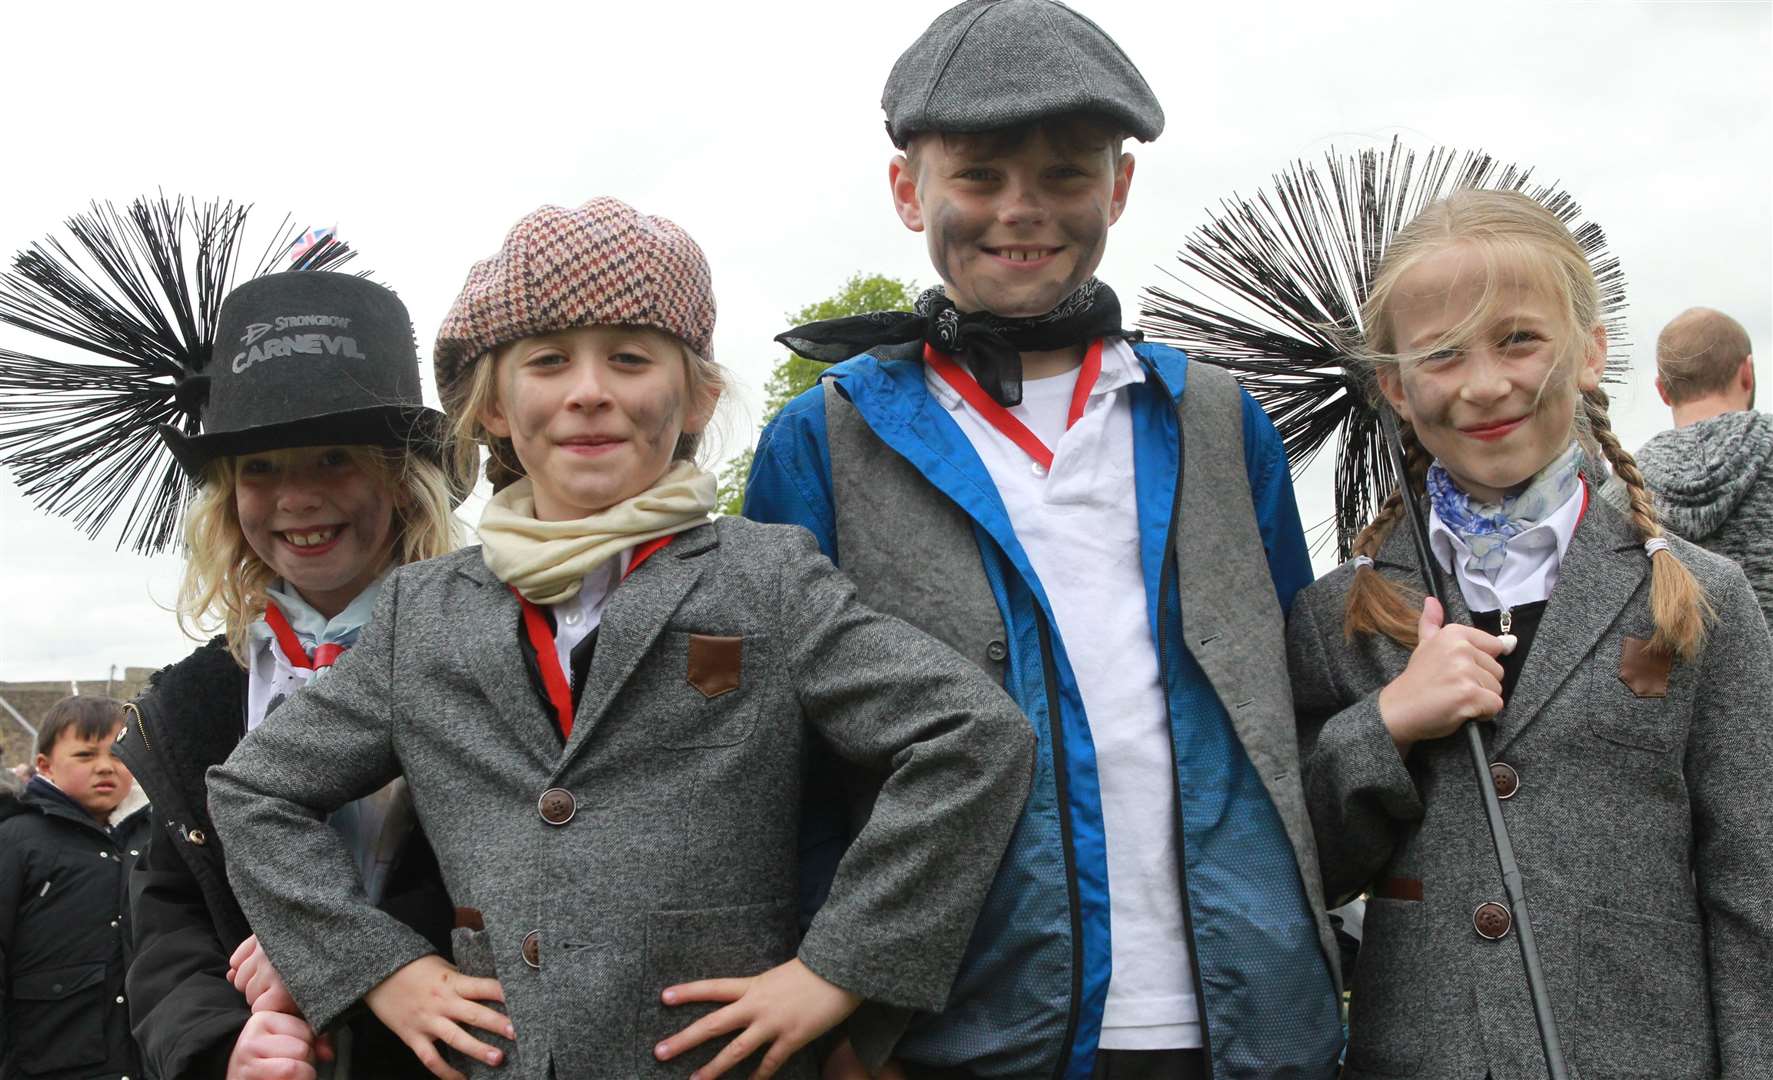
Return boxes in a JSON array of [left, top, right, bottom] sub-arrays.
[[927, 338, 1200, 1050], [547, 552, 628, 685], [1428, 480, 1587, 612]]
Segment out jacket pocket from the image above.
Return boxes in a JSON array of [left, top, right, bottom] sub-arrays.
[[1587, 643, 1691, 754], [636, 901, 808, 1077], [1574, 906, 1715, 1078], [1343, 897, 1425, 1076], [647, 632, 769, 749], [10, 961, 110, 1073]]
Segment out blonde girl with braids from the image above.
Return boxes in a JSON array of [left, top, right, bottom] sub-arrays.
[[1286, 190, 1773, 1079], [116, 272, 468, 1080]]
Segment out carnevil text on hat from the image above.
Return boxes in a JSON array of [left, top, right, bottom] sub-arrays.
[[233, 313, 367, 373]]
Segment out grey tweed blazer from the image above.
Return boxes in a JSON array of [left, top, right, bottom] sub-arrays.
[[1288, 496, 1773, 1080], [208, 518, 1034, 1079]]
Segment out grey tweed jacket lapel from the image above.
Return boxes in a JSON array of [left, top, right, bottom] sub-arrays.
[[1491, 498, 1645, 756], [557, 523, 715, 772], [453, 556, 565, 770], [450, 525, 714, 774], [1372, 482, 1647, 756]]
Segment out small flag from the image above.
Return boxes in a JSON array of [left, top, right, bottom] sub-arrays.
[[289, 225, 337, 265]]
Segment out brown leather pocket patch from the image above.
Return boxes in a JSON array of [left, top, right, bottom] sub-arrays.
[[1618, 636, 1671, 699], [686, 634, 743, 699], [454, 906, 485, 931], [1377, 877, 1423, 902]]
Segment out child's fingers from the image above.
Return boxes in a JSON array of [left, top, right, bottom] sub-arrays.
[[229, 933, 260, 972], [447, 995, 517, 1042], [399, 1032, 468, 1080], [748, 1035, 802, 1080], [663, 977, 752, 1005], [248, 984, 301, 1016], [248, 1032, 318, 1062], [449, 973, 507, 1004], [425, 1017, 505, 1074], [1416, 596, 1444, 643], [239, 1058, 318, 1080], [658, 1000, 749, 1058], [1472, 649, 1505, 684], [689, 1020, 773, 1080]]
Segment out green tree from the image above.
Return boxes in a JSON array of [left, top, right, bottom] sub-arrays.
[[716, 272, 919, 514]]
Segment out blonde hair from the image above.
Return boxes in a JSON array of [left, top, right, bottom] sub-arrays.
[[1656, 306, 1753, 404], [445, 326, 727, 493], [176, 445, 461, 662], [1343, 189, 1712, 660]]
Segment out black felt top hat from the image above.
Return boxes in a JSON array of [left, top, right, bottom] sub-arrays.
[[0, 195, 386, 553], [158, 272, 447, 476]]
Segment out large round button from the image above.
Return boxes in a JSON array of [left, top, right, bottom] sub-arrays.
[[521, 930, 542, 969], [1490, 762, 1520, 800], [985, 640, 1008, 663], [537, 788, 576, 826], [1474, 901, 1512, 940]]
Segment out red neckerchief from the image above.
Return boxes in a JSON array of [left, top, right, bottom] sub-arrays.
[[512, 534, 674, 741], [264, 603, 346, 671], [924, 337, 1104, 470]]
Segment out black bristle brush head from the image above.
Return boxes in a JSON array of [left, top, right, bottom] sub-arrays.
[[0, 194, 356, 554]]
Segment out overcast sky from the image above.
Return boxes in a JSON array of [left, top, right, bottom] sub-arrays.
[[1, 1, 1768, 680]]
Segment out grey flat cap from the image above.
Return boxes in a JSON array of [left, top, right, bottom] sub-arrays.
[[882, 0, 1164, 148]]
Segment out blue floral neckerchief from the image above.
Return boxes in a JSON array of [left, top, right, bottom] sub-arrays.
[[1426, 442, 1584, 574]]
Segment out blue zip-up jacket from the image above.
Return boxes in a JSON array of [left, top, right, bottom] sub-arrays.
[[745, 341, 1342, 1079]]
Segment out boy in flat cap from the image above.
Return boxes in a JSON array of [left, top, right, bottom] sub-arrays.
[[746, 2, 1344, 1078]]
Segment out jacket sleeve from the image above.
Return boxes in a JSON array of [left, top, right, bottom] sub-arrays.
[[0, 821, 20, 1063], [742, 389, 839, 561], [127, 816, 245, 1080], [206, 573, 437, 1032], [776, 528, 1035, 1013], [1240, 387, 1315, 615], [1685, 566, 1773, 1075], [1289, 587, 1423, 905]]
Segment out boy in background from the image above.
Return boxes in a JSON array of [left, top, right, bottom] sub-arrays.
[[0, 696, 148, 1080], [746, 2, 1343, 1076]]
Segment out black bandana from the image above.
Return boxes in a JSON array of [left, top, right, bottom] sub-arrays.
[[774, 279, 1132, 407]]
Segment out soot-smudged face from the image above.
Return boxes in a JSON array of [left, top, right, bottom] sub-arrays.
[[1378, 242, 1605, 503], [234, 446, 397, 618], [891, 128, 1134, 318], [483, 326, 715, 521]]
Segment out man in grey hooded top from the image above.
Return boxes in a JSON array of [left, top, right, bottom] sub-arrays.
[[1633, 306, 1772, 629]]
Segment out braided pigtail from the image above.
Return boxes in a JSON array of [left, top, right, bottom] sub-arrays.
[[1343, 420, 1431, 647], [1584, 386, 1713, 660]]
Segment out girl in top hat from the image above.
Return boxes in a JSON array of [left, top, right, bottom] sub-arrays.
[[0, 199, 463, 1079], [114, 269, 465, 1080], [204, 197, 1035, 1080], [1287, 189, 1773, 1078]]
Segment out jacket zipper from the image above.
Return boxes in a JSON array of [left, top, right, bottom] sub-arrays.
[[1153, 390, 1216, 1072], [1037, 614, 1086, 1079], [122, 700, 152, 751]]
